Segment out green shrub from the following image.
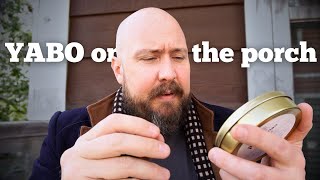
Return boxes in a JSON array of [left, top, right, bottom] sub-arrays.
[[0, 0, 32, 121]]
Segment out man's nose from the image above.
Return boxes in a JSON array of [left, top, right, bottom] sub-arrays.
[[158, 56, 177, 81]]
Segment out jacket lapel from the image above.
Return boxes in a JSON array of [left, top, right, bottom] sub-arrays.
[[79, 92, 116, 135]]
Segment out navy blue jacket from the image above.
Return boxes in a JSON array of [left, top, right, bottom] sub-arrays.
[[29, 94, 233, 180]]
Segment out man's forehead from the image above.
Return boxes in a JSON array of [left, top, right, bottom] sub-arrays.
[[121, 31, 187, 57], [123, 20, 186, 44]]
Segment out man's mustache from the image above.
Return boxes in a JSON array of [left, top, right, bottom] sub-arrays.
[[149, 81, 184, 99]]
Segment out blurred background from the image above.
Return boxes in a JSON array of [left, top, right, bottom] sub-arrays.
[[0, 0, 319, 179]]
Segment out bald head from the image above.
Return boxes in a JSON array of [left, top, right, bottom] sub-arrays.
[[115, 7, 187, 60]]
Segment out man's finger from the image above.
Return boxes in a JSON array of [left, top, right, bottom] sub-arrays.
[[287, 103, 313, 143], [219, 169, 239, 180], [82, 156, 170, 180], [209, 147, 280, 180], [78, 133, 170, 159], [230, 124, 296, 164], [156, 133, 165, 142], [82, 113, 161, 141]]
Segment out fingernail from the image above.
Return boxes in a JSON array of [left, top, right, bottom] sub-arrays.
[[159, 143, 169, 153], [233, 125, 247, 139]]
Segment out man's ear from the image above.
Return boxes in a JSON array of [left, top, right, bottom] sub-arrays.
[[111, 56, 123, 85]]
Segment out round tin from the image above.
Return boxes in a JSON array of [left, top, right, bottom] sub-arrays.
[[215, 91, 302, 161]]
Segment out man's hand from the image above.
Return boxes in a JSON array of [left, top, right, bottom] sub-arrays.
[[209, 103, 313, 180], [60, 113, 171, 180]]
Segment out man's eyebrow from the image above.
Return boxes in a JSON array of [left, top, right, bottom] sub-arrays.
[[134, 49, 163, 56], [134, 48, 188, 57], [169, 48, 188, 54]]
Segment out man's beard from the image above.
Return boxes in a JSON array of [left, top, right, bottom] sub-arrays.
[[122, 81, 191, 136]]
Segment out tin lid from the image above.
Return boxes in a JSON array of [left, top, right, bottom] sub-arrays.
[[215, 91, 291, 147]]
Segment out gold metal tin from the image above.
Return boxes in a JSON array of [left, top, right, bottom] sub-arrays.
[[215, 91, 302, 161]]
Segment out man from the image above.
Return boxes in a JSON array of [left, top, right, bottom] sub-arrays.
[[30, 7, 313, 180]]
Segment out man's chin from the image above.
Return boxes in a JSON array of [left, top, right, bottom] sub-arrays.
[[122, 92, 189, 135], [151, 100, 180, 114]]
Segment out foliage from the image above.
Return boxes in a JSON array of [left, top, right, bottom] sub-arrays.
[[0, 0, 32, 121]]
